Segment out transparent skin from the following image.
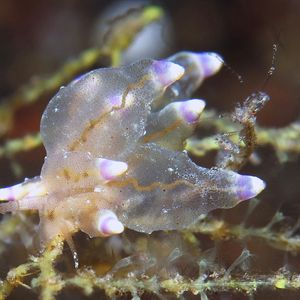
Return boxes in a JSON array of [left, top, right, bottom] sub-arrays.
[[0, 52, 265, 247]]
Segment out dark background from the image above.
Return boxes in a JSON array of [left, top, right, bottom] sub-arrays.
[[0, 1, 300, 299]]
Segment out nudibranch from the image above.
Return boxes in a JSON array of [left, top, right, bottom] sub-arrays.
[[0, 52, 265, 251]]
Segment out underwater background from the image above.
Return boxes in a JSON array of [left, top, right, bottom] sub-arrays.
[[0, 0, 300, 299]]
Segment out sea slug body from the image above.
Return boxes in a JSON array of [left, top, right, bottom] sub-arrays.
[[0, 52, 265, 250]]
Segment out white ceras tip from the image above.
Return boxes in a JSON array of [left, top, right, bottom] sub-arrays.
[[97, 209, 124, 236], [177, 99, 206, 124], [236, 175, 266, 201], [96, 158, 128, 181], [249, 176, 266, 195], [152, 60, 185, 87], [0, 180, 47, 202], [197, 52, 223, 78]]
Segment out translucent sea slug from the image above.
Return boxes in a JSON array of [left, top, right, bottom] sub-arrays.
[[0, 52, 265, 252]]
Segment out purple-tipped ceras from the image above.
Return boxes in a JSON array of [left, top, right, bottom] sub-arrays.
[[0, 52, 265, 250]]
